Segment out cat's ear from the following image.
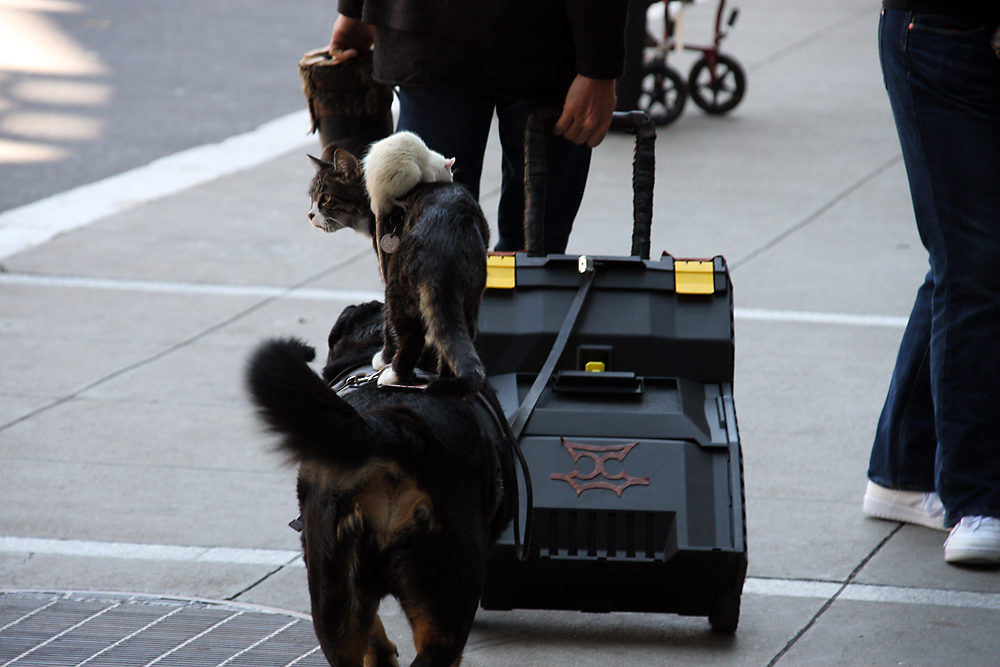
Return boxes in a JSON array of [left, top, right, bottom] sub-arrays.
[[445, 157, 456, 172], [320, 142, 339, 163], [333, 148, 362, 181], [308, 154, 331, 172]]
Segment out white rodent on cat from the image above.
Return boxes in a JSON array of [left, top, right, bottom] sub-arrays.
[[362, 131, 455, 219]]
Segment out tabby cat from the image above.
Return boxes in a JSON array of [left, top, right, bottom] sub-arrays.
[[307, 148, 491, 396], [307, 147, 374, 238]]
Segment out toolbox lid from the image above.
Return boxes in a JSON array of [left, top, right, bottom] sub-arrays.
[[479, 253, 735, 384]]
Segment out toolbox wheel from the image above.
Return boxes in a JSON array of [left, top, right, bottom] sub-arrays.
[[708, 591, 741, 634], [638, 60, 688, 126], [688, 54, 746, 115]]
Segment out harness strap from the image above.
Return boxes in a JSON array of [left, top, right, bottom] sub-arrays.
[[474, 389, 532, 561], [508, 265, 597, 440], [502, 264, 596, 559]]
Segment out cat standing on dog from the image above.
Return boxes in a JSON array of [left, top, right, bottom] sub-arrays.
[[308, 132, 488, 395], [307, 132, 454, 244], [246, 302, 515, 667]]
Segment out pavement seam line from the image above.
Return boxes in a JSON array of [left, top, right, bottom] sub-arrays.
[[764, 523, 903, 667], [6, 535, 1000, 609], [0, 536, 302, 566], [0, 301, 274, 433], [746, 5, 874, 73], [0, 273, 909, 328], [0, 250, 371, 434], [227, 563, 298, 603], [730, 154, 903, 271], [0, 271, 383, 303], [0, 110, 314, 261]]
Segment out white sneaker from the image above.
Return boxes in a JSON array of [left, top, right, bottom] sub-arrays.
[[944, 516, 1000, 565], [862, 481, 947, 531]]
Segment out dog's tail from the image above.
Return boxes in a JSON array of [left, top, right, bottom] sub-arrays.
[[246, 338, 415, 466]]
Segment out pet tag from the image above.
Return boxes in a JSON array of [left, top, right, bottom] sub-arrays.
[[380, 233, 399, 253]]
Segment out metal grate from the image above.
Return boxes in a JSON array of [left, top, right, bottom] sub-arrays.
[[0, 591, 328, 667]]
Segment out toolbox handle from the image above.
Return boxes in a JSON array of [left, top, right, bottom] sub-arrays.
[[524, 109, 656, 259], [552, 370, 644, 395]]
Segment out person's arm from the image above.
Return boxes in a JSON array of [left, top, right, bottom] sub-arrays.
[[555, 0, 629, 147]]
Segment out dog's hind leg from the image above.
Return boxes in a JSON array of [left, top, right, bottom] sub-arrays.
[[304, 525, 382, 667], [365, 615, 399, 667], [397, 599, 474, 667], [312, 592, 381, 667]]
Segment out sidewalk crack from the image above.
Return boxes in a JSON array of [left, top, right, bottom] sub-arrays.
[[766, 523, 902, 667], [227, 559, 299, 602], [747, 6, 874, 73], [0, 249, 371, 433], [730, 154, 902, 271]]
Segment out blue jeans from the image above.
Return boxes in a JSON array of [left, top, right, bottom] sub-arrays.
[[395, 87, 591, 254], [868, 8, 1000, 526]]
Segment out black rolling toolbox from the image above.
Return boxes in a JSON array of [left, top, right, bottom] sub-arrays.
[[477, 110, 747, 633]]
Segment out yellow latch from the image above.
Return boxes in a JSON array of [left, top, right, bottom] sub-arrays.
[[486, 254, 516, 289], [585, 361, 606, 372], [674, 260, 715, 295]]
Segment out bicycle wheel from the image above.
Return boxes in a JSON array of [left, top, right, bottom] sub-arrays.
[[688, 53, 746, 115], [638, 60, 688, 126]]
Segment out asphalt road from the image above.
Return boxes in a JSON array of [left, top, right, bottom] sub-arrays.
[[0, 0, 335, 212]]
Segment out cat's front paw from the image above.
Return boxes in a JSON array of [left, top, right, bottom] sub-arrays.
[[377, 367, 399, 386], [372, 349, 388, 370]]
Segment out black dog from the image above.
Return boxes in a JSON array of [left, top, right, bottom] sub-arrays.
[[246, 301, 514, 667]]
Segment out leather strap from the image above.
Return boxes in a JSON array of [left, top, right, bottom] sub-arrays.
[[499, 265, 596, 559], [508, 266, 597, 440]]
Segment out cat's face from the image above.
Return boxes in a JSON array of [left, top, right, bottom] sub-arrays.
[[308, 149, 375, 238]]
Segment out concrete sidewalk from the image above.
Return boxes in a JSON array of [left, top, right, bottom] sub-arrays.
[[2, 1, 998, 665]]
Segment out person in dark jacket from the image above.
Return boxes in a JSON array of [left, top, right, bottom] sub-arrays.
[[863, 0, 1000, 564], [323, 0, 629, 254]]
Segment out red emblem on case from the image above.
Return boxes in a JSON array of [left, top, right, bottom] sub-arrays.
[[550, 438, 650, 496]]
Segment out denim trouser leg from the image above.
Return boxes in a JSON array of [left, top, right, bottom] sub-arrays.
[[869, 270, 938, 492], [494, 99, 591, 254], [394, 87, 592, 254], [869, 9, 1000, 525], [394, 87, 494, 201]]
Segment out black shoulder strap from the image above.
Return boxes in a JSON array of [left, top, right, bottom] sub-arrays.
[[508, 265, 596, 440], [500, 264, 596, 560]]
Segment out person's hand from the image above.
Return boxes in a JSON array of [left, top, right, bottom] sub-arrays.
[[320, 15, 375, 62], [303, 45, 358, 64], [553, 75, 617, 148]]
